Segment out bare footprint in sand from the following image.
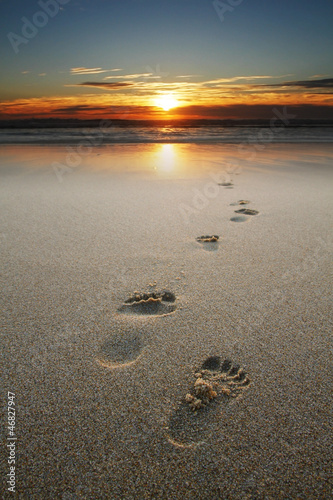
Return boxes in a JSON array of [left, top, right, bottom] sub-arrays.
[[96, 332, 144, 368], [230, 207, 258, 222], [218, 182, 234, 189], [235, 208, 259, 216], [230, 215, 249, 223], [196, 235, 219, 243], [218, 181, 233, 186], [196, 235, 219, 251], [218, 181, 234, 189], [230, 200, 250, 206], [118, 291, 177, 316], [166, 356, 250, 448]]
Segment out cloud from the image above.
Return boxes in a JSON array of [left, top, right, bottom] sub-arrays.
[[170, 103, 333, 120], [53, 105, 108, 114], [309, 74, 329, 79], [70, 67, 123, 75], [103, 73, 160, 80], [74, 82, 133, 90], [176, 74, 202, 78], [1, 95, 332, 121], [71, 67, 108, 75], [2, 69, 333, 121], [269, 78, 333, 89], [64, 74, 333, 102], [204, 75, 291, 85]]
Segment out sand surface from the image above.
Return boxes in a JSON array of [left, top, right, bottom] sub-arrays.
[[1, 143, 333, 499]]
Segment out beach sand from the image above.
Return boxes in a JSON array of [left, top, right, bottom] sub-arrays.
[[1, 143, 333, 499]]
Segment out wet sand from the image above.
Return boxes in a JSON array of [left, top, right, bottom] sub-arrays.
[[1, 143, 333, 499]]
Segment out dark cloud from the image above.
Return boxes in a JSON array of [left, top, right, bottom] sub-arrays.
[[77, 82, 133, 90], [170, 104, 333, 120], [269, 78, 333, 89], [54, 105, 107, 113]]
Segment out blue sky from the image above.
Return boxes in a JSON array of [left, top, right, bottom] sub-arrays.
[[0, 0, 332, 119]]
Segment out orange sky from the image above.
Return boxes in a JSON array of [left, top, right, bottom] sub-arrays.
[[1, 1, 332, 121], [1, 75, 332, 120]]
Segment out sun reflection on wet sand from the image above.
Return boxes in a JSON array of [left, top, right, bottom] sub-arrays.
[[155, 144, 175, 174], [0, 143, 332, 182]]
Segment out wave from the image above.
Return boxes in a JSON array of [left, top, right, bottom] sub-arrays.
[[0, 126, 333, 144]]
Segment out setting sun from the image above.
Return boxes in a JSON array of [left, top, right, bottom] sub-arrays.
[[155, 94, 178, 111]]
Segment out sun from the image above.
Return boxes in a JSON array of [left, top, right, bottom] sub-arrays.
[[155, 94, 178, 111]]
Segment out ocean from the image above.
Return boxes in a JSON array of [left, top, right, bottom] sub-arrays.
[[1, 126, 333, 144]]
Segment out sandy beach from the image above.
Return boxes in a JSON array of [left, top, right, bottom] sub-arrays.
[[1, 142, 333, 499]]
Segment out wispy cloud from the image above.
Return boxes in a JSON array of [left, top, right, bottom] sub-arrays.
[[2, 72, 332, 121], [176, 74, 202, 78], [62, 74, 333, 110], [204, 74, 292, 85], [268, 78, 333, 89], [103, 73, 162, 80], [70, 67, 123, 75], [63, 73, 333, 106], [53, 104, 108, 114], [75, 81, 133, 89], [309, 74, 329, 79]]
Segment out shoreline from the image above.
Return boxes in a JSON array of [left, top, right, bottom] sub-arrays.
[[1, 125, 333, 147]]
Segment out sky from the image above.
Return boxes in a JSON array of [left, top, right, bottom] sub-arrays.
[[0, 0, 332, 121]]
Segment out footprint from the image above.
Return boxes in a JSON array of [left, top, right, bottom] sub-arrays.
[[196, 235, 219, 252], [118, 291, 177, 316], [230, 200, 250, 206], [96, 332, 144, 369], [230, 215, 249, 223], [235, 208, 259, 216], [166, 356, 250, 448], [196, 235, 219, 243]]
